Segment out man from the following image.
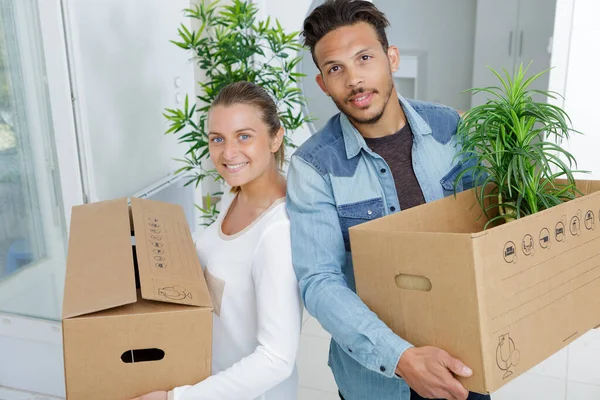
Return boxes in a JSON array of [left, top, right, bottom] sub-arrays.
[[286, 1, 489, 399]]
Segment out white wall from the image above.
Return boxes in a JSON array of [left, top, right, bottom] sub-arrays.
[[556, 0, 600, 180], [375, 0, 477, 112], [255, 0, 313, 148]]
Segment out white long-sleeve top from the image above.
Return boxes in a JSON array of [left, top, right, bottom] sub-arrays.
[[170, 193, 302, 400]]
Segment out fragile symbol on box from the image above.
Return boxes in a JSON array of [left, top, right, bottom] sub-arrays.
[[496, 333, 520, 380]]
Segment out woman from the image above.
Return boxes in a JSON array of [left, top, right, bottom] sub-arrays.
[[133, 81, 302, 400]]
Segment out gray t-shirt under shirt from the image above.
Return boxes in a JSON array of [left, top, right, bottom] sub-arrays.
[[363, 123, 426, 211]]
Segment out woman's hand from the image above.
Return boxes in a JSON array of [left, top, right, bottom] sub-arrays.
[[129, 390, 168, 400]]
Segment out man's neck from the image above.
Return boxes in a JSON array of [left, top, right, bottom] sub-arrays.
[[354, 96, 407, 139]]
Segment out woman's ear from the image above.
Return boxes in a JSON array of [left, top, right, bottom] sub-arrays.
[[271, 127, 285, 153]]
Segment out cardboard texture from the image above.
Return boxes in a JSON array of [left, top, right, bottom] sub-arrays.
[[62, 198, 212, 400], [350, 180, 600, 394]]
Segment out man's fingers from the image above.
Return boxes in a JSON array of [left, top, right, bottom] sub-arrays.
[[446, 379, 469, 400], [443, 355, 473, 378]]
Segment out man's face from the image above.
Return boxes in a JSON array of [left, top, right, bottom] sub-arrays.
[[314, 22, 399, 125]]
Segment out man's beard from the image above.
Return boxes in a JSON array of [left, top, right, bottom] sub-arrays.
[[332, 76, 395, 125]]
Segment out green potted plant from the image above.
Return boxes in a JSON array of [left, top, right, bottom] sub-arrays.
[[454, 63, 584, 228], [164, 0, 311, 225]]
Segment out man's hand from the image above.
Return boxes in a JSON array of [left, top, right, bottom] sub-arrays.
[[396, 346, 472, 400], [129, 391, 168, 400]]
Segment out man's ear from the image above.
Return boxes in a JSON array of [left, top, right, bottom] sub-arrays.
[[387, 45, 400, 74], [316, 73, 330, 96]]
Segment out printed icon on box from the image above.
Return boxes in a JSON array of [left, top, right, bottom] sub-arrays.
[[151, 241, 163, 248], [496, 333, 520, 380], [153, 249, 164, 255], [148, 217, 159, 223], [154, 256, 165, 261], [503, 241, 517, 263], [149, 223, 160, 229], [539, 228, 550, 249], [585, 210, 595, 231], [570, 216, 581, 236], [150, 235, 162, 241], [150, 228, 161, 234], [158, 285, 192, 301], [522, 234, 534, 256], [555, 221, 566, 242], [155, 262, 167, 269]]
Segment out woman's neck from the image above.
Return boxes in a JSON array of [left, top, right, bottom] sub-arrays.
[[237, 163, 286, 211]]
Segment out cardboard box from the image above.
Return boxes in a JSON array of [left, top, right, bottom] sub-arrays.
[[350, 180, 600, 393], [62, 197, 212, 400]]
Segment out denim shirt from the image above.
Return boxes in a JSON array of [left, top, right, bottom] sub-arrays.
[[286, 96, 475, 400]]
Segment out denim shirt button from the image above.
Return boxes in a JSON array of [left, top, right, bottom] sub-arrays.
[[380, 366, 386, 372], [390, 206, 396, 212], [367, 210, 373, 215], [380, 168, 386, 173], [348, 348, 352, 353]]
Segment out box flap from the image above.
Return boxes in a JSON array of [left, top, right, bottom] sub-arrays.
[[130, 197, 211, 307], [63, 198, 137, 319], [72, 290, 208, 319]]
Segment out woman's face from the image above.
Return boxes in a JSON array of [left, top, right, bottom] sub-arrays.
[[208, 103, 281, 189]]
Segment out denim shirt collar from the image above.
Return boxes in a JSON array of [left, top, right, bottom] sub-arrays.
[[340, 94, 433, 159]]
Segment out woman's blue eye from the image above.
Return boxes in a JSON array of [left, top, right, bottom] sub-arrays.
[[211, 137, 223, 143], [239, 134, 250, 141]]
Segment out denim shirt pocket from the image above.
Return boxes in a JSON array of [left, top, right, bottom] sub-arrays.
[[440, 162, 464, 197], [337, 197, 385, 252]]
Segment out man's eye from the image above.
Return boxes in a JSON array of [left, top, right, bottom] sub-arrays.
[[329, 66, 340, 73], [361, 55, 372, 61]]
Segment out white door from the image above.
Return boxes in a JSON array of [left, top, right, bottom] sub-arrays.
[[0, 0, 82, 396], [471, 0, 520, 107], [516, 0, 557, 102]]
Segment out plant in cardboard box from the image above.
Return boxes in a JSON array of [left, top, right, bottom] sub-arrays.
[[453, 63, 584, 228], [163, 0, 311, 225]]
